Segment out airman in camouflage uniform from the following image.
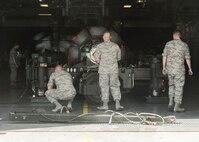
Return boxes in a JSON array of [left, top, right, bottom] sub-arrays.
[[94, 31, 124, 111], [9, 44, 20, 87], [45, 65, 76, 112], [162, 31, 193, 112]]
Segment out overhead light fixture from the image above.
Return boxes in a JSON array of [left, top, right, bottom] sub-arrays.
[[123, 5, 132, 8], [38, 13, 52, 16], [39, 0, 43, 2], [136, 0, 144, 3], [40, 4, 48, 7]]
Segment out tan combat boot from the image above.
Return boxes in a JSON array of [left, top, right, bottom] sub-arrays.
[[168, 97, 174, 111], [174, 103, 185, 112], [97, 102, 109, 111], [115, 100, 124, 111], [52, 101, 63, 112], [67, 100, 73, 112]]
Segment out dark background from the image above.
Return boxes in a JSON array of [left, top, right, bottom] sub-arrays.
[[0, 0, 199, 72]]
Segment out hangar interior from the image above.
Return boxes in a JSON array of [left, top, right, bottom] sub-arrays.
[[0, 0, 199, 127]]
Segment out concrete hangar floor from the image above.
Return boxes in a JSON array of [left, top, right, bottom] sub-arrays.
[[0, 70, 199, 142]]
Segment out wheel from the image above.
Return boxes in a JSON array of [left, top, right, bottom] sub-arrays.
[[83, 72, 102, 104], [74, 29, 89, 45], [67, 46, 80, 66]]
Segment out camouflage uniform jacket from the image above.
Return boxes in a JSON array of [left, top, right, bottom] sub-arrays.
[[9, 47, 18, 65], [162, 39, 191, 75], [94, 41, 121, 74], [47, 70, 76, 92]]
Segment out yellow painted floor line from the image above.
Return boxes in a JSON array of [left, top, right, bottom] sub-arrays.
[[83, 101, 89, 114]]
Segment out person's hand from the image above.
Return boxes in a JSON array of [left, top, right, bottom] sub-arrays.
[[96, 59, 100, 64], [47, 85, 52, 90], [162, 68, 166, 75], [188, 69, 193, 75]]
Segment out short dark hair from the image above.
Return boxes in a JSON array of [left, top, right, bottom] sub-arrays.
[[173, 30, 182, 37], [103, 31, 111, 36], [55, 64, 63, 68]]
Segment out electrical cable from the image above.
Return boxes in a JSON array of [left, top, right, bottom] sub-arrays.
[[139, 112, 165, 125], [105, 110, 136, 124], [29, 110, 176, 125], [39, 113, 96, 123]]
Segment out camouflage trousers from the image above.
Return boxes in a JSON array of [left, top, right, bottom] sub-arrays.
[[10, 65, 17, 84], [168, 73, 185, 104], [45, 89, 76, 104], [99, 73, 121, 103]]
